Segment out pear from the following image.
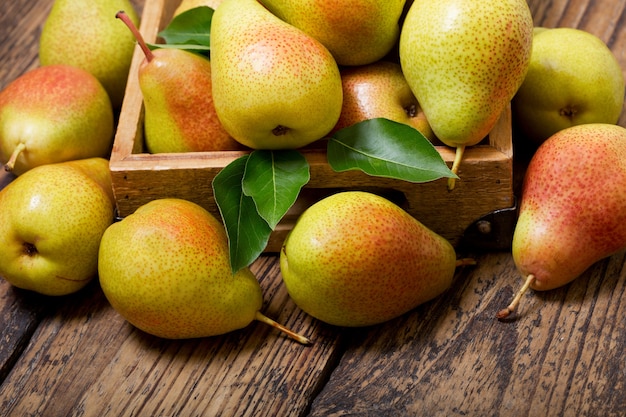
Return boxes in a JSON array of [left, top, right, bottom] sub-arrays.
[[0, 158, 115, 296], [210, 0, 343, 150], [259, 0, 406, 66], [399, 0, 533, 189], [332, 60, 434, 141], [513, 28, 625, 144], [280, 191, 474, 327], [116, 12, 242, 153], [98, 198, 311, 344], [0, 65, 114, 175], [497, 124, 626, 319], [39, 0, 140, 108]]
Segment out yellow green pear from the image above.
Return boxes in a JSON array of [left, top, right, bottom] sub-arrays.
[[98, 198, 311, 343], [331, 60, 434, 141], [0, 158, 115, 296], [280, 191, 470, 327], [116, 12, 242, 153], [513, 28, 625, 144], [399, 0, 533, 188], [174, 0, 223, 16], [210, 0, 343, 150], [0, 65, 114, 175], [498, 124, 626, 318], [259, 0, 406, 66], [39, 0, 140, 108]]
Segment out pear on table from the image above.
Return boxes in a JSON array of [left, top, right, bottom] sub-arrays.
[[39, 0, 140, 108], [280, 191, 475, 327], [209, 0, 343, 150], [0, 65, 114, 175], [98, 198, 311, 344], [116, 11, 242, 153], [399, 0, 533, 189], [497, 123, 626, 319], [0, 158, 115, 296]]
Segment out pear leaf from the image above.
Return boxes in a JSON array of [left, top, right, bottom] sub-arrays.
[[242, 150, 310, 230], [327, 118, 457, 182], [154, 6, 213, 52], [212, 155, 272, 274]]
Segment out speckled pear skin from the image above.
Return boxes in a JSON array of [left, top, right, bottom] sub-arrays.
[[98, 199, 263, 340], [259, 0, 406, 66], [399, 0, 533, 147], [0, 65, 114, 175], [39, 0, 140, 109], [280, 191, 457, 327], [139, 48, 243, 153], [210, 0, 343, 150], [512, 124, 626, 291], [0, 158, 114, 296]]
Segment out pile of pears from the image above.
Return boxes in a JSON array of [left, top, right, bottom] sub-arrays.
[[2, 0, 626, 349]]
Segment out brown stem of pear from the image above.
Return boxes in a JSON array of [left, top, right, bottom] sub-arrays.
[[254, 311, 312, 345], [496, 274, 535, 319], [4, 142, 26, 172], [116, 11, 154, 62], [455, 258, 477, 267], [447, 145, 465, 191]]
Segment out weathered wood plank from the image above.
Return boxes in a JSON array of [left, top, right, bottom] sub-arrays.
[[308, 251, 626, 417], [0, 257, 343, 416]]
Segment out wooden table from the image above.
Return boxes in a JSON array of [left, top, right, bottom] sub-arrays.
[[2, 1, 626, 415]]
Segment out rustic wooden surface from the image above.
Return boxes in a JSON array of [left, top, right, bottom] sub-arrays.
[[2, 0, 626, 416]]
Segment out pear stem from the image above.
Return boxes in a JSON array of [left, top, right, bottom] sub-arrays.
[[4, 142, 26, 172], [455, 258, 477, 267], [447, 145, 465, 191], [254, 311, 312, 345], [116, 11, 154, 62], [496, 274, 536, 319]]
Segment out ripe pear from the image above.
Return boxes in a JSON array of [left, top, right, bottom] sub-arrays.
[[399, 0, 533, 188], [116, 12, 242, 153], [210, 0, 343, 150], [497, 124, 626, 319], [0, 158, 115, 296], [259, 0, 406, 66], [332, 60, 434, 141], [98, 198, 311, 343], [280, 191, 473, 327], [39, 0, 140, 108], [0, 65, 114, 175], [513, 28, 625, 144]]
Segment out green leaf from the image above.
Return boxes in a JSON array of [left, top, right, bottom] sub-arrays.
[[242, 150, 310, 229], [212, 155, 272, 274], [327, 118, 457, 182], [156, 6, 213, 50]]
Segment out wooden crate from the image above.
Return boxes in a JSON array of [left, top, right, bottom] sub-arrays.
[[110, 0, 514, 252]]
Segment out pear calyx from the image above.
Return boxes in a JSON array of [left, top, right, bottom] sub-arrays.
[[496, 274, 536, 319], [254, 311, 312, 345], [116, 11, 154, 62]]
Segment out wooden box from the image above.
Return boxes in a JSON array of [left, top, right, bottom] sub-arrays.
[[109, 0, 515, 252]]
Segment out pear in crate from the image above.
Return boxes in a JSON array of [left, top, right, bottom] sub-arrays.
[[332, 60, 434, 141], [399, 0, 533, 189], [116, 12, 242, 153], [260, 0, 406, 66], [0, 65, 114, 175], [98, 198, 311, 344], [210, 0, 343, 150], [39, 0, 140, 108], [498, 124, 626, 318], [0, 158, 115, 296], [280, 191, 473, 327]]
